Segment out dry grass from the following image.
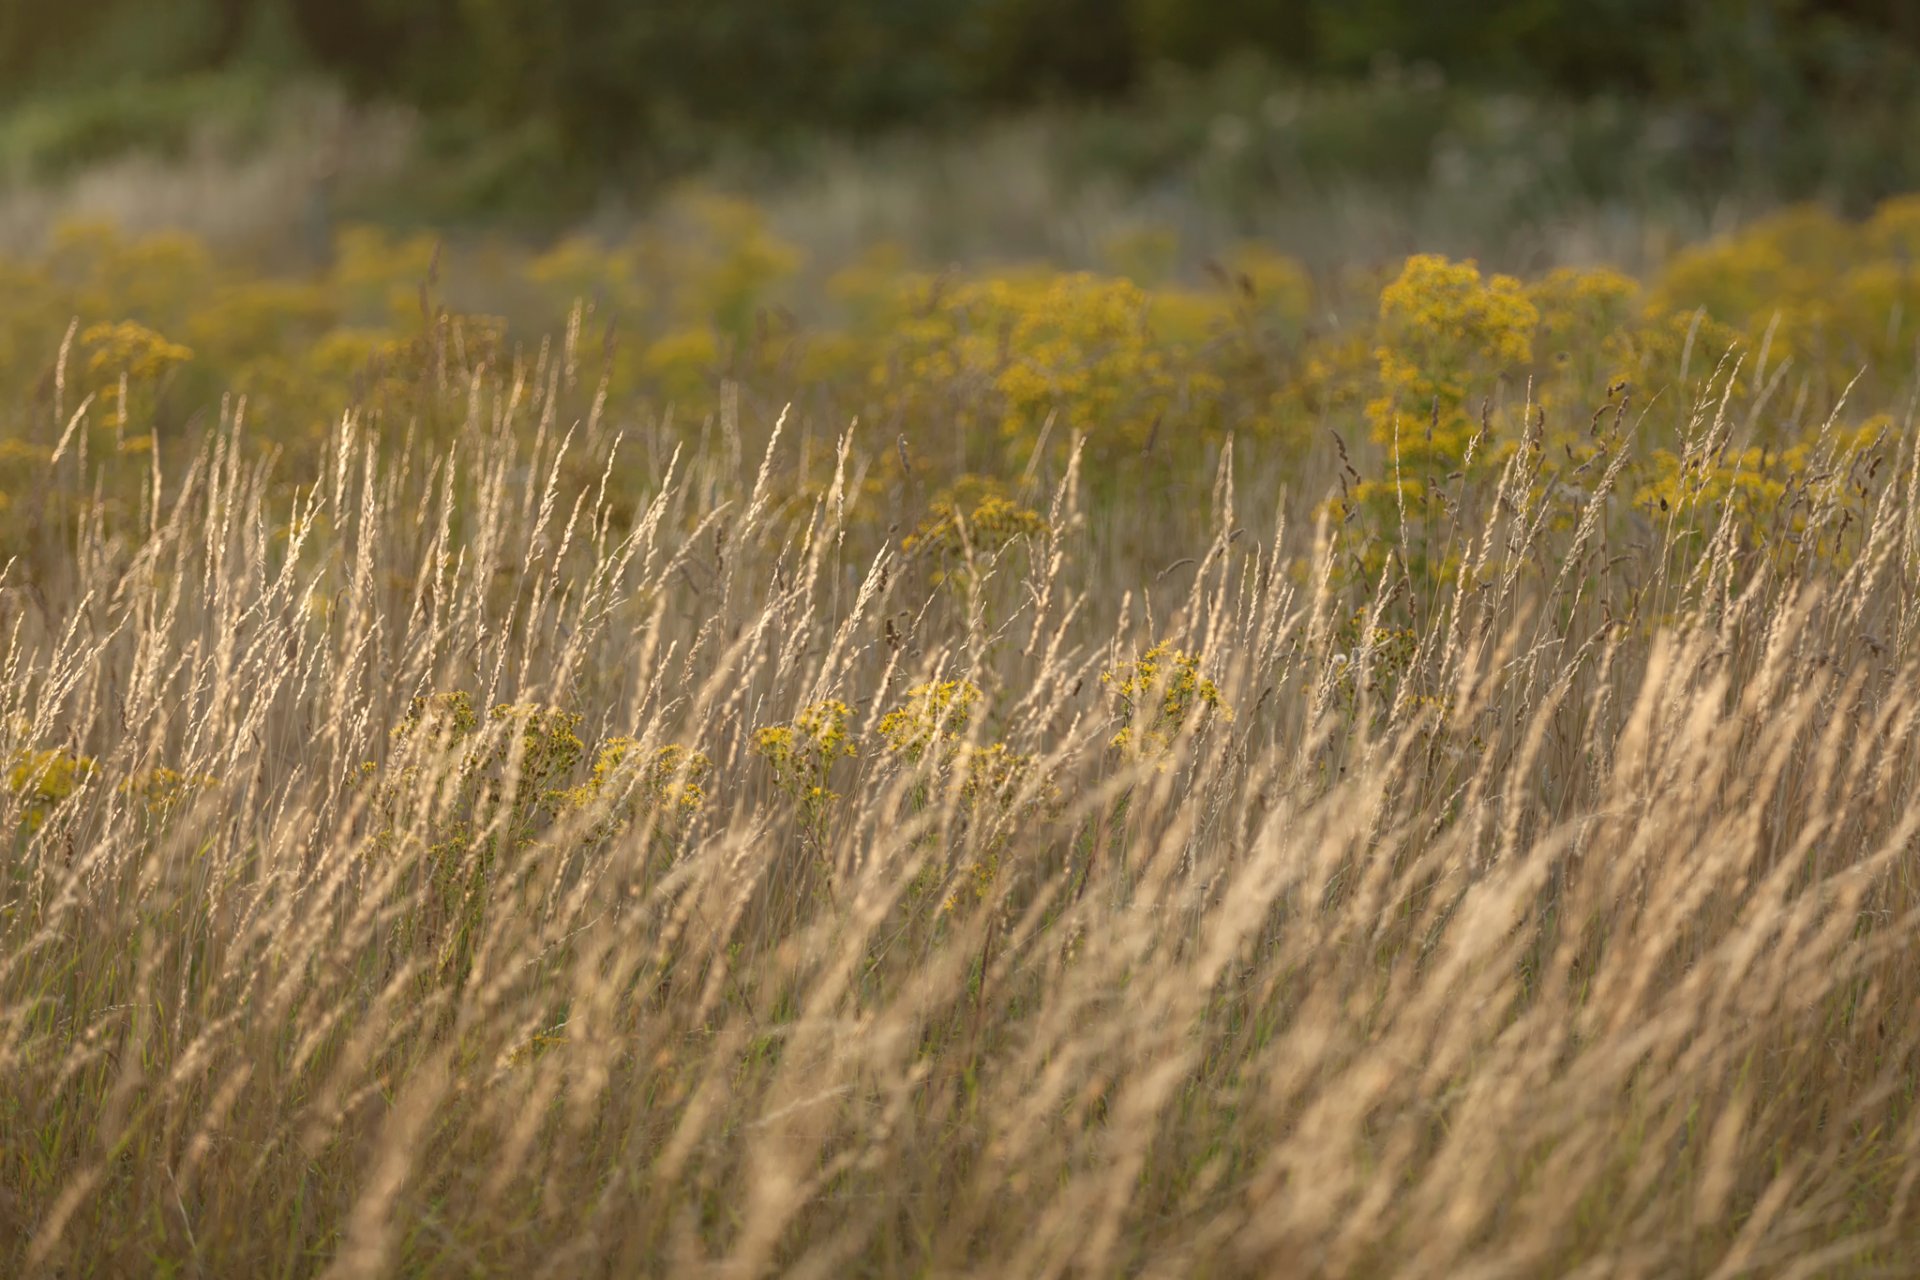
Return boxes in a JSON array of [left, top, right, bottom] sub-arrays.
[[2, 338, 1918, 1278]]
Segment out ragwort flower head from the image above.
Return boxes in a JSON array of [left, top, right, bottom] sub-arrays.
[[7, 747, 98, 832], [82, 319, 194, 429], [1368, 254, 1537, 462], [878, 680, 983, 762], [394, 690, 480, 742], [754, 698, 858, 801], [554, 737, 712, 819], [1101, 641, 1232, 757], [903, 494, 1048, 561], [485, 703, 586, 791]]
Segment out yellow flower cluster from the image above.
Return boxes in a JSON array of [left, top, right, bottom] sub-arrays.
[[1645, 201, 1920, 403], [119, 767, 220, 818], [1630, 419, 1887, 567], [1327, 611, 1423, 710], [364, 691, 719, 879], [942, 742, 1060, 911], [902, 494, 1048, 563], [7, 747, 97, 832], [368, 692, 583, 860], [81, 318, 193, 435], [7, 748, 219, 831], [0, 211, 1306, 552], [954, 740, 1050, 810], [82, 318, 194, 383], [608, 739, 710, 812], [395, 690, 482, 742], [871, 266, 1246, 470], [7, 194, 1920, 600], [481, 703, 586, 789], [754, 699, 858, 805], [988, 274, 1182, 445], [552, 738, 712, 820], [1369, 254, 1538, 463], [877, 680, 982, 762], [1101, 641, 1233, 757]]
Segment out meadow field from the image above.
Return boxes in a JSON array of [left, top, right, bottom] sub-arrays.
[[3, 192, 1920, 1276]]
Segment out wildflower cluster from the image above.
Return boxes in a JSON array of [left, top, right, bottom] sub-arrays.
[[1369, 254, 1537, 465], [119, 767, 220, 819], [902, 494, 1048, 563], [1102, 642, 1233, 758], [611, 740, 709, 812], [754, 699, 858, 806], [81, 318, 193, 438], [6, 194, 1920, 626], [365, 692, 587, 861], [396, 689, 482, 741], [876, 680, 982, 763], [963, 741, 1061, 875], [1649, 202, 1902, 400], [870, 268, 1237, 473], [1632, 419, 1888, 568], [867, 680, 1057, 910], [7, 748, 218, 833], [942, 739, 1060, 908], [533, 738, 713, 876], [480, 703, 587, 800], [6, 747, 97, 833], [1525, 264, 1644, 392], [988, 274, 1190, 451], [1327, 611, 1423, 711], [552, 738, 712, 820]]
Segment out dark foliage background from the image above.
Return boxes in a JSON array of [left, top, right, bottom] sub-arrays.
[[8, 0, 1920, 162]]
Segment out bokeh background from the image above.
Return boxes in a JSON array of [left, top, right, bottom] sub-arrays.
[[6, 0, 1920, 269]]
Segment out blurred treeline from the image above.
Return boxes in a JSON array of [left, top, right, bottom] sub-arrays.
[[6, 0, 1919, 167]]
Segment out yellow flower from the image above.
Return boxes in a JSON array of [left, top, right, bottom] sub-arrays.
[[878, 680, 983, 761], [754, 699, 857, 802], [81, 320, 193, 415], [8, 747, 98, 831], [903, 493, 1047, 562], [643, 325, 722, 403], [1368, 254, 1537, 462], [555, 737, 712, 817], [1102, 642, 1231, 757], [119, 767, 219, 818]]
